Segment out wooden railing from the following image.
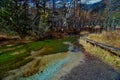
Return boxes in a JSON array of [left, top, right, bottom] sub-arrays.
[[81, 37, 120, 57]]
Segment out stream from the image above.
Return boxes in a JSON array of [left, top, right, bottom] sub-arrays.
[[20, 41, 85, 80], [18, 40, 120, 80]]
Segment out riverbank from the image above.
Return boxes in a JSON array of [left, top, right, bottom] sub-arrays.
[[0, 37, 77, 79], [18, 41, 85, 80]]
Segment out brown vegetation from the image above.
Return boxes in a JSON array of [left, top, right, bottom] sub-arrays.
[[88, 30, 120, 48], [80, 39, 120, 69]]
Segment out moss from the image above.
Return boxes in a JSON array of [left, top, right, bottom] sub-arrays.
[[0, 36, 77, 78], [11, 57, 33, 69], [0, 53, 32, 78]]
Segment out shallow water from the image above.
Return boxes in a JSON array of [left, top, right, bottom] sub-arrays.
[[20, 54, 72, 80], [20, 42, 82, 80]]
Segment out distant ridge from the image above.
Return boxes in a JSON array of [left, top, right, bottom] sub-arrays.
[[80, 0, 106, 12]]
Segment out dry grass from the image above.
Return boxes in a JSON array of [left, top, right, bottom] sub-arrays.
[[80, 31, 90, 36], [0, 45, 23, 53], [11, 49, 26, 55], [88, 30, 120, 48], [80, 39, 120, 69]]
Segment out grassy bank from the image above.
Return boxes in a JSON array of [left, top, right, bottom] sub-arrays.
[[80, 39, 120, 69], [88, 30, 120, 48], [0, 37, 77, 79]]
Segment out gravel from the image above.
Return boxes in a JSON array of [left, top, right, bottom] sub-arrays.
[[60, 54, 120, 80]]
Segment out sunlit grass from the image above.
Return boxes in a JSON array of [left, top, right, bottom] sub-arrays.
[[80, 39, 120, 69], [80, 31, 89, 36], [88, 30, 120, 48]]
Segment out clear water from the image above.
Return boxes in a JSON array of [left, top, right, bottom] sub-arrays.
[[20, 54, 72, 80], [20, 42, 81, 80]]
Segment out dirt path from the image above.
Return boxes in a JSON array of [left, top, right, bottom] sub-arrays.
[[49, 42, 120, 80], [59, 53, 120, 80]]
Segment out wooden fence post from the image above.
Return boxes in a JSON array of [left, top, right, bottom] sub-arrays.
[[94, 43, 96, 51]]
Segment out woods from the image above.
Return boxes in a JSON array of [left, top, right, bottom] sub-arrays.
[[0, 0, 120, 39], [0, 0, 51, 39]]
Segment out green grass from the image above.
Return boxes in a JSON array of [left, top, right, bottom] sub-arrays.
[[23, 37, 77, 55], [0, 36, 77, 78]]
